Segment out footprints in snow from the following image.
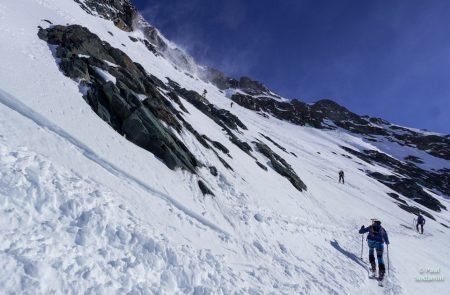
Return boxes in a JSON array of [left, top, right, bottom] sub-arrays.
[[0, 144, 243, 293]]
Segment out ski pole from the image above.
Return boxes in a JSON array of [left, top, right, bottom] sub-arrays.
[[360, 234, 364, 259], [387, 245, 390, 275]]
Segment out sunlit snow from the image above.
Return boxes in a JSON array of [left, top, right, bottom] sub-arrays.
[[0, 0, 448, 294]]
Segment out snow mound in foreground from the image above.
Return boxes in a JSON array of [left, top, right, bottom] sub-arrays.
[[0, 140, 239, 294]]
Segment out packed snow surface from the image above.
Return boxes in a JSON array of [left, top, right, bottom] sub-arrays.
[[0, 0, 449, 294]]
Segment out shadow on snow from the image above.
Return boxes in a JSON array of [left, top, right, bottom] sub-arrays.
[[330, 239, 369, 275]]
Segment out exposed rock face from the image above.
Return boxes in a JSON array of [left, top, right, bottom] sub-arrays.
[[404, 155, 424, 164], [231, 94, 322, 128], [388, 191, 436, 220], [203, 137, 229, 155], [255, 142, 307, 192], [74, 0, 136, 32], [198, 180, 215, 196], [202, 67, 239, 90], [238, 77, 271, 96], [232, 94, 388, 133], [387, 192, 408, 205], [255, 161, 268, 171], [166, 80, 253, 156], [74, 0, 202, 76], [388, 129, 450, 160], [38, 25, 199, 172], [209, 166, 218, 176], [71, 1, 284, 107], [371, 172, 444, 212], [259, 133, 289, 154], [167, 92, 188, 113], [232, 94, 450, 161], [341, 146, 448, 212], [169, 81, 247, 132], [397, 204, 436, 220], [139, 21, 168, 51], [224, 127, 253, 156]]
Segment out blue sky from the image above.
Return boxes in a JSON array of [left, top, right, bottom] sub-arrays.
[[133, 0, 450, 133]]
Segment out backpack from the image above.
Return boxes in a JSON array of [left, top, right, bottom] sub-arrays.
[[367, 223, 384, 241], [418, 215, 424, 224], [370, 225, 381, 235]]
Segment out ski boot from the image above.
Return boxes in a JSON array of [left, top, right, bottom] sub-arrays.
[[369, 256, 376, 278], [378, 264, 386, 286]]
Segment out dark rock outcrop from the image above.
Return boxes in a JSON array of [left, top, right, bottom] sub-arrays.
[[397, 204, 435, 220], [255, 142, 307, 192], [218, 157, 233, 171], [209, 166, 218, 176], [387, 193, 436, 221], [404, 155, 424, 164], [238, 77, 271, 96], [312, 100, 388, 135], [387, 193, 407, 205], [39, 25, 200, 172], [256, 161, 268, 171], [74, 0, 199, 75], [203, 137, 230, 155], [260, 133, 288, 153], [344, 146, 448, 213], [232, 93, 450, 161], [198, 180, 215, 196], [203, 67, 239, 90], [339, 146, 448, 212], [370, 172, 445, 212], [169, 82, 247, 131], [224, 127, 253, 156], [166, 80, 254, 157], [74, 0, 136, 32], [232, 94, 325, 128], [391, 131, 450, 160], [167, 92, 188, 113], [140, 23, 168, 51]]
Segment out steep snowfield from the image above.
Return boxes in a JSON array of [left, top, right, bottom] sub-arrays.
[[0, 0, 449, 294]]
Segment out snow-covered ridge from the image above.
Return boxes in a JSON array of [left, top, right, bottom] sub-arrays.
[[0, 0, 449, 294]]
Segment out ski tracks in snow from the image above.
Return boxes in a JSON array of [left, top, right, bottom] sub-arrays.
[[0, 89, 229, 238]]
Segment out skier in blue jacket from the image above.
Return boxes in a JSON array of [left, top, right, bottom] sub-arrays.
[[359, 218, 390, 280]]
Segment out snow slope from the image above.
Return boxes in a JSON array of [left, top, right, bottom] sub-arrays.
[[0, 0, 449, 294]]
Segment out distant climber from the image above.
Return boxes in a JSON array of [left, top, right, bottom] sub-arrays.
[[202, 89, 207, 98], [416, 213, 426, 234], [338, 170, 344, 184], [230, 102, 234, 108], [359, 219, 390, 281]]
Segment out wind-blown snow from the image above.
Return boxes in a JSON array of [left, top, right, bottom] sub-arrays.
[[0, 0, 449, 294]]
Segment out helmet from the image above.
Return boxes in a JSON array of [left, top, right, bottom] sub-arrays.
[[371, 218, 381, 224]]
